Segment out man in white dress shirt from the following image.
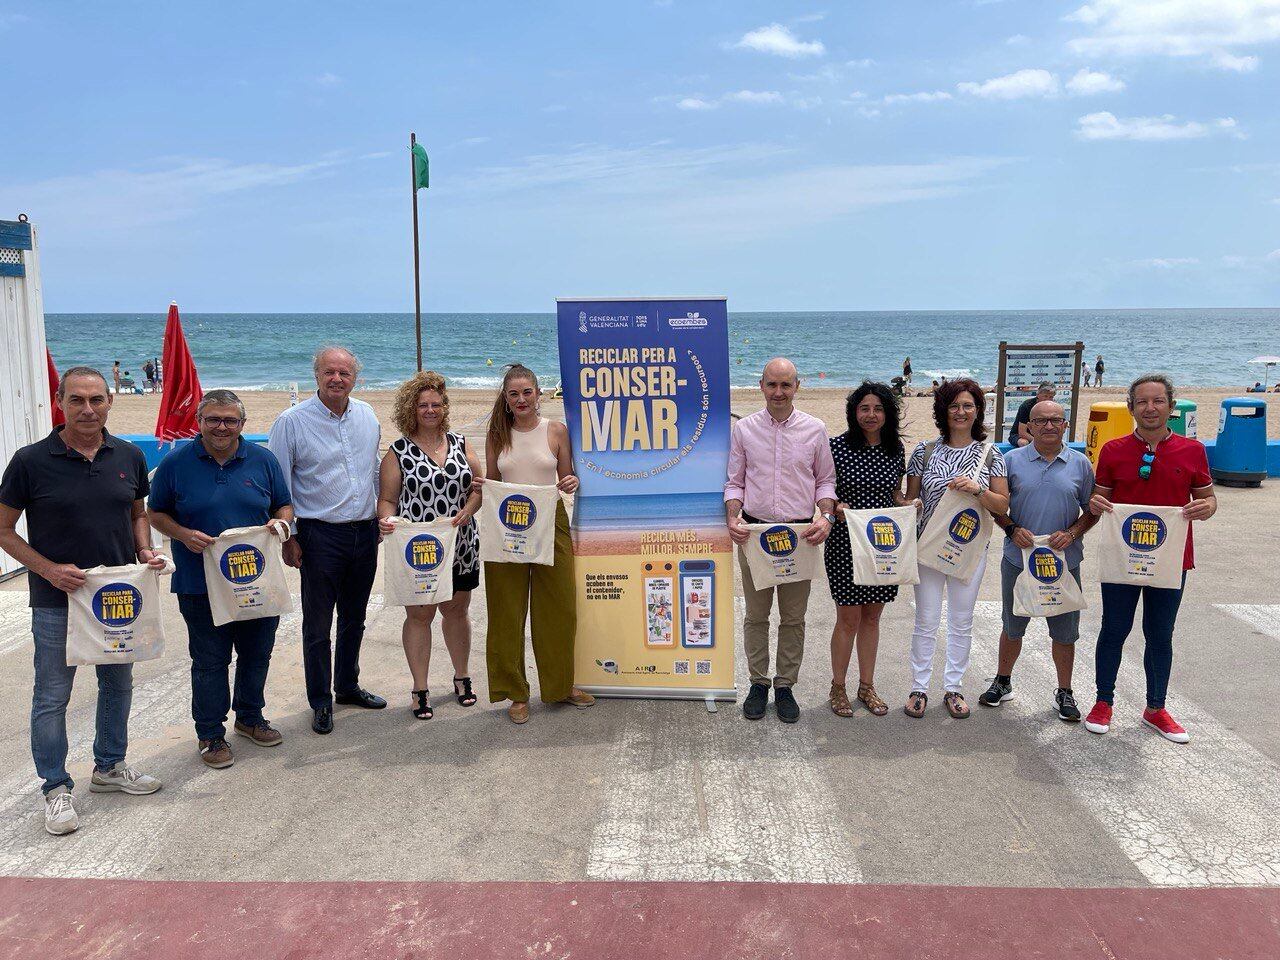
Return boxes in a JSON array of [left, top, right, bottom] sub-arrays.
[[268, 346, 385, 734]]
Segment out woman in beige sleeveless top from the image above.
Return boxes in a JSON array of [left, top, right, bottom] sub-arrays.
[[477, 364, 595, 724]]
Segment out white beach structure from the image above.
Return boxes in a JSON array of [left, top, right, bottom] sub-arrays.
[[0, 217, 54, 579]]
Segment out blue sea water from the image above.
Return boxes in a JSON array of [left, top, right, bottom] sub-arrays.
[[44, 309, 1280, 391], [574, 492, 726, 529]]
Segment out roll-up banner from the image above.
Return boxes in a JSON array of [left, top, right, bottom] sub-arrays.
[[556, 297, 735, 701]]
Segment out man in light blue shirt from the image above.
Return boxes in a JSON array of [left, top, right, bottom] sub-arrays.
[[979, 400, 1097, 722], [268, 346, 385, 734]]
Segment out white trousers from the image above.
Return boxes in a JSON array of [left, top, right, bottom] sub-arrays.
[[910, 551, 987, 694]]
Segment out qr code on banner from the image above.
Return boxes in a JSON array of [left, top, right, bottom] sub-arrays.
[[695, 660, 712, 675], [674, 660, 690, 675]]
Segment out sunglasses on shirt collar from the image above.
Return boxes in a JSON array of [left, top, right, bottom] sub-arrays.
[[1139, 450, 1156, 480]]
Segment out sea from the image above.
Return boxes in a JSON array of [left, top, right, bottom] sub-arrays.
[[44, 309, 1280, 391]]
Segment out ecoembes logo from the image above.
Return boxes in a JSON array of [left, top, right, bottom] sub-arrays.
[[1122, 512, 1166, 552], [93, 583, 142, 627], [948, 508, 980, 545], [866, 515, 902, 553], [220, 544, 264, 584], [405, 533, 445, 572], [667, 311, 708, 329], [500, 494, 537, 531], [761, 525, 796, 556], [1029, 546, 1063, 584]]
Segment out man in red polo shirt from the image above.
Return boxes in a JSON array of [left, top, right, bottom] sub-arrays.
[[1084, 374, 1216, 743]]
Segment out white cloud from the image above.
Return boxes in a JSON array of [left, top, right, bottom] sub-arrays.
[[1130, 257, 1200, 268], [723, 89, 785, 105], [1268, 248, 1280, 261], [314, 72, 342, 87], [1065, 0, 1280, 69], [1076, 111, 1243, 140], [846, 58, 875, 67], [733, 23, 825, 58], [1006, 34, 1031, 45], [676, 97, 718, 111], [883, 90, 954, 103], [958, 68, 1059, 98], [1213, 51, 1261, 71], [1065, 68, 1126, 94]]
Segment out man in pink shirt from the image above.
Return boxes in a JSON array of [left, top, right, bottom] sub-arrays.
[[725, 358, 837, 723]]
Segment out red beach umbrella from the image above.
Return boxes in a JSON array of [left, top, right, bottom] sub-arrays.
[[154, 301, 203, 441], [46, 348, 65, 427]]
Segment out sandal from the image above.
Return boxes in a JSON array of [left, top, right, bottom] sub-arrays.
[[904, 691, 928, 718], [829, 682, 854, 718], [411, 689, 433, 720], [857, 682, 889, 716], [943, 691, 970, 719], [453, 677, 477, 707]]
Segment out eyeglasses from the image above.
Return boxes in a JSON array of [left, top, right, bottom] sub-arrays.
[[948, 403, 977, 413], [1138, 450, 1156, 480], [1030, 417, 1066, 427], [201, 417, 243, 428]]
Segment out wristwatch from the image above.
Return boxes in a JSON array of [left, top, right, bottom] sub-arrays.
[[821, 512, 838, 526]]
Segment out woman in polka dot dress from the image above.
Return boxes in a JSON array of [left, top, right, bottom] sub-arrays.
[[824, 381, 919, 718], [377, 371, 482, 720]]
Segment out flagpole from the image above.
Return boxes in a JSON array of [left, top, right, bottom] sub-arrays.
[[410, 131, 423, 371]]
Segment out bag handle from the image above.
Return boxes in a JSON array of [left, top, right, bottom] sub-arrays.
[[267, 518, 292, 542], [968, 442, 994, 482]]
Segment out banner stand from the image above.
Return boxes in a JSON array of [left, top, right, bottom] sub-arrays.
[[556, 297, 736, 702]]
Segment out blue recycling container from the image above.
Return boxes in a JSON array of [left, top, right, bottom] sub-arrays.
[[1210, 397, 1267, 487]]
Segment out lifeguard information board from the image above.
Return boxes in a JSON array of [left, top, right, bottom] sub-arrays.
[[556, 297, 735, 701]]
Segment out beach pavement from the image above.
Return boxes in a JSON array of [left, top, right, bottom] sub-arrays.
[[0, 483, 1277, 958]]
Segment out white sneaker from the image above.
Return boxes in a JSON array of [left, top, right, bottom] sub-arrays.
[[89, 763, 162, 795], [44, 787, 78, 835]]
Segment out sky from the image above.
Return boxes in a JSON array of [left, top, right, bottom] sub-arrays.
[[1, 0, 1276, 312]]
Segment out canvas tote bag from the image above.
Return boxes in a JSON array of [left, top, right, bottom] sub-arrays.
[[382, 517, 458, 606], [1013, 535, 1088, 618], [67, 557, 175, 666], [917, 443, 995, 584], [845, 505, 920, 586], [478, 480, 560, 566], [741, 523, 820, 588], [1097, 504, 1188, 590], [202, 520, 293, 627]]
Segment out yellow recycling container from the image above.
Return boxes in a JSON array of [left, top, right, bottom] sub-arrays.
[[1085, 401, 1134, 465]]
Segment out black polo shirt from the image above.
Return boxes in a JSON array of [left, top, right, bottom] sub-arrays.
[[0, 427, 150, 608]]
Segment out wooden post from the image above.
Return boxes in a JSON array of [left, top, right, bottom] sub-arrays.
[[995, 341, 1008, 444], [1069, 341, 1084, 442], [410, 132, 423, 372]]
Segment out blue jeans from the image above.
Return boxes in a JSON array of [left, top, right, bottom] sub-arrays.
[[31, 608, 132, 795], [177, 594, 278, 741], [1095, 573, 1187, 710]]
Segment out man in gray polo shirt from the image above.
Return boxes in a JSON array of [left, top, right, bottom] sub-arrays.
[[980, 399, 1097, 721]]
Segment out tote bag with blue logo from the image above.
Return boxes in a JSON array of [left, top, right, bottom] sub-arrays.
[[845, 505, 920, 586], [382, 517, 458, 606], [478, 480, 560, 566], [1013, 535, 1087, 618], [1098, 504, 1187, 590], [917, 443, 995, 584], [742, 523, 820, 588], [202, 523, 293, 627], [67, 559, 175, 666]]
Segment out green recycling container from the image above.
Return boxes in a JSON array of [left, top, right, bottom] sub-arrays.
[[1169, 398, 1197, 438]]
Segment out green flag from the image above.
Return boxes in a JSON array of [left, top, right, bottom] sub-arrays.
[[412, 143, 429, 190]]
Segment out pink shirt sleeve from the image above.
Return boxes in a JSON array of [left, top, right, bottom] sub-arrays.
[[724, 421, 746, 504], [813, 432, 836, 504]]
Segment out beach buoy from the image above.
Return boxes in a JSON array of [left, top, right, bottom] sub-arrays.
[[512, 339, 517, 344], [486, 359, 493, 366], [819, 372, 826, 379]]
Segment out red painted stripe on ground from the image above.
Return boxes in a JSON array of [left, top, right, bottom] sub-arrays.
[[0, 879, 1276, 960]]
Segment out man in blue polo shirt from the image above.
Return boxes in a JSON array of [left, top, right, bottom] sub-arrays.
[[148, 390, 293, 769], [980, 399, 1097, 721]]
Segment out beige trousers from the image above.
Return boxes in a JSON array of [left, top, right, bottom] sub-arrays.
[[738, 545, 813, 688]]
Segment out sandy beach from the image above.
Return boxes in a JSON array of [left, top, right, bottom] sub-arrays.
[[102, 384, 1277, 455]]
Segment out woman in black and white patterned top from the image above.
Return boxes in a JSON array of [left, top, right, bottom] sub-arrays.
[[377, 372, 483, 719], [903, 378, 1009, 721], [824, 381, 919, 719]]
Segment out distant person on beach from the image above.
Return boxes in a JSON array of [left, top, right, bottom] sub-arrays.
[[902, 357, 912, 384], [154, 357, 163, 391], [479, 363, 591, 725], [120, 371, 138, 394], [824, 381, 918, 720], [1082, 367, 1092, 388], [268, 345, 386, 736], [1014, 381, 1057, 447], [148, 389, 293, 768], [981, 399, 1096, 722], [725, 357, 836, 724], [1084, 374, 1216, 744], [904, 378, 1009, 720], [930, 379, 939, 394], [142, 359, 155, 393], [1094, 355, 1105, 387], [0, 366, 164, 836], [112, 361, 121, 395], [1248, 382, 1264, 393], [377, 371, 482, 720]]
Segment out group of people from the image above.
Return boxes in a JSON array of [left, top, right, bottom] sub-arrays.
[[0, 347, 1217, 839], [110, 358, 162, 395], [724, 358, 1214, 740]]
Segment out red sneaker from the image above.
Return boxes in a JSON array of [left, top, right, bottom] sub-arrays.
[[1142, 707, 1190, 744], [1083, 700, 1112, 735]]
